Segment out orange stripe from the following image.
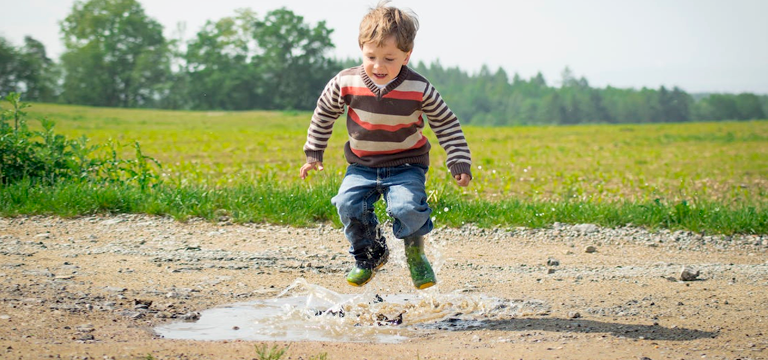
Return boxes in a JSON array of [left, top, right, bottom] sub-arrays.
[[351, 136, 428, 157], [349, 109, 422, 131], [341, 86, 374, 97], [383, 90, 423, 101]]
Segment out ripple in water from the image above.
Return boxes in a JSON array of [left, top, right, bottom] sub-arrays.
[[154, 278, 549, 343]]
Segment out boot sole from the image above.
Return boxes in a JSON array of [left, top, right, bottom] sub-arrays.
[[415, 281, 436, 290]]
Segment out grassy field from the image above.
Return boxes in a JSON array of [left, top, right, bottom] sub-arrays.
[[3, 102, 767, 234]]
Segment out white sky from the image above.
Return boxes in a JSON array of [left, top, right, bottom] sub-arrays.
[[1, 0, 767, 94]]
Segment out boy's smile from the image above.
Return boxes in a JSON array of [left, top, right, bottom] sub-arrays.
[[361, 36, 412, 85]]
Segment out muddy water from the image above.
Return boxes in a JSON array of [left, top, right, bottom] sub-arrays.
[[155, 278, 549, 343]]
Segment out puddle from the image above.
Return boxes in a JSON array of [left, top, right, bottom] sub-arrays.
[[155, 278, 549, 343]]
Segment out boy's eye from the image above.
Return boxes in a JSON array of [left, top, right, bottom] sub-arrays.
[[385, 58, 395, 62]]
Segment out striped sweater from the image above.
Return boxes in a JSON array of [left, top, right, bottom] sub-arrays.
[[303, 65, 472, 177]]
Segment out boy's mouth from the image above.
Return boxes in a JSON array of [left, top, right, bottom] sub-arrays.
[[373, 73, 387, 79]]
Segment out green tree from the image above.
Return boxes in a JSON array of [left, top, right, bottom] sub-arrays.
[[734, 93, 766, 120], [60, 0, 170, 107], [0, 37, 20, 95], [252, 8, 336, 110], [0, 36, 59, 102], [16, 36, 60, 102], [184, 9, 261, 110]]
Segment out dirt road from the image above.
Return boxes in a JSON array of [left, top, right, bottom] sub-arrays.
[[1, 215, 766, 359]]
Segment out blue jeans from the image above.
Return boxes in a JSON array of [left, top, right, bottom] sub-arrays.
[[331, 164, 433, 262]]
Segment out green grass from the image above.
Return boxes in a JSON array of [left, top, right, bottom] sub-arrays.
[[2, 102, 767, 234]]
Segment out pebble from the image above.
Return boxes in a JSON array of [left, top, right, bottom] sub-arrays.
[[573, 224, 599, 234], [568, 311, 581, 319], [547, 258, 560, 266], [585, 245, 598, 254], [680, 266, 700, 281]]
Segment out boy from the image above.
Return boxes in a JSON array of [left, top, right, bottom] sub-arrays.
[[300, 0, 472, 289]]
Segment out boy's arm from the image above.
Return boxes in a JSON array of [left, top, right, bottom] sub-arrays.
[[301, 74, 345, 178], [421, 83, 472, 182]]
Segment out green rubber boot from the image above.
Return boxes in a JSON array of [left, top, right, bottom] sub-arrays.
[[404, 235, 436, 289], [346, 233, 389, 287], [345, 250, 388, 287]]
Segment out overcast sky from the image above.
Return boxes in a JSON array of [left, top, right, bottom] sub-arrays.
[[2, 0, 767, 94]]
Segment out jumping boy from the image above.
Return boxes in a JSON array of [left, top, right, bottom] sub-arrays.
[[300, 0, 472, 289]]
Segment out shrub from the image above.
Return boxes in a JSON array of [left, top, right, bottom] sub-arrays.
[[0, 92, 162, 188]]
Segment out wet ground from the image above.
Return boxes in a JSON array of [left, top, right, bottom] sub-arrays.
[[1, 215, 766, 359]]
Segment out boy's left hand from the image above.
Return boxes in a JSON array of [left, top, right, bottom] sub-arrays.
[[454, 173, 471, 187]]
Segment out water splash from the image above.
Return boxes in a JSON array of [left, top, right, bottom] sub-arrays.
[[155, 278, 549, 343]]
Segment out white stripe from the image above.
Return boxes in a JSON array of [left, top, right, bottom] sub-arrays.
[[397, 80, 427, 93], [354, 108, 423, 126], [349, 132, 424, 152], [340, 73, 368, 88]]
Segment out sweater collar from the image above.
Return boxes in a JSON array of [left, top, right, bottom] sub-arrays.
[[359, 65, 410, 99]]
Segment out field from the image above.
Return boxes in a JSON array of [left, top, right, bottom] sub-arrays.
[[4, 102, 768, 233]]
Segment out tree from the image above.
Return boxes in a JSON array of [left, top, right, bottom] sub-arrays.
[[184, 9, 261, 110], [734, 93, 766, 120], [252, 8, 336, 110], [0, 36, 59, 102], [16, 37, 60, 102], [0, 37, 19, 95], [60, 0, 170, 107]]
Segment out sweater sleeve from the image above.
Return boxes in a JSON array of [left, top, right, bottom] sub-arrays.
[[303, 73, 346, 164], [421, 83, 472, 178]]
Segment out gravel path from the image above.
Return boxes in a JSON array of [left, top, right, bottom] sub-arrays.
[[1, 215, 766, 359]]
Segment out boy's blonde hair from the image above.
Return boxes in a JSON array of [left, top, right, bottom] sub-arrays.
[[358, 0, 419, 52]]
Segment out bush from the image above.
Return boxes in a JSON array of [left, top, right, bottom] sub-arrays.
[[0, 92, 162, 188]]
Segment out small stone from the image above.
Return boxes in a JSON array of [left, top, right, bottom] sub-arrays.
[[639, 357, 653, 360], [585, 245, 598, 253], [547, 268, 556, 274], [179, 312, 200, 321], [75, 324, 95, 333], [573, 224, 599, 234], [76, 334, 95, 341], [568, 311, 581, 319], [232, 326, 240, 330], [35, 233, 51, 239], [546, 258, 560, 266], [680, 266, 700, 281]]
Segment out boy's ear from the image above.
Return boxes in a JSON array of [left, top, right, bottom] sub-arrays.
[[404, 50, 412, 65]]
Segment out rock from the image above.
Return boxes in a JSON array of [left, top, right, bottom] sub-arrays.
[[547, 268, 556, 274], [75, 324, 95, 333], [573, 224, 599, 234], [104, 286, 126, 293], [568, 311, 581, 319], [680, 266, 700, 281], [585, 245, 598, 253], [179, 312, 200, 321], [76, 334, 95, 341]]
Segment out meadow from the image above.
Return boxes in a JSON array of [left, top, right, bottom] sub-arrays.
[[2, 102, 767, 234]]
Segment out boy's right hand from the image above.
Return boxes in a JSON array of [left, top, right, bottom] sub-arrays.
[[299, 162, 324, 179]]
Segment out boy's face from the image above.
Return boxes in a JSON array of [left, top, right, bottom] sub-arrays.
[[361, 36, 411, 85]]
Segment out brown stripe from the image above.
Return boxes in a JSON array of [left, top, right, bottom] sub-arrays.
[[347, 116, 420, 142], [345, 95, 421, 117]]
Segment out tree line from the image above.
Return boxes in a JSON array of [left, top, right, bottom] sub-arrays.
[[1, 0, 766, 125]]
